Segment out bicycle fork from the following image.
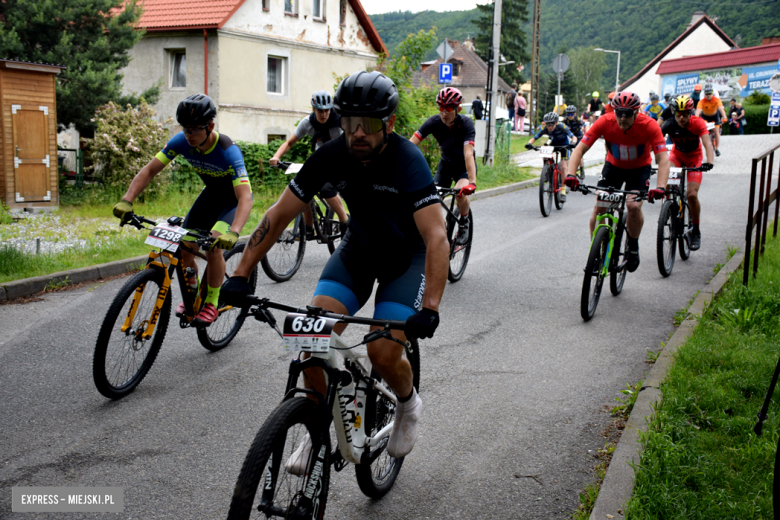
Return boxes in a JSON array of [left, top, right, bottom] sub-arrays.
[[591, 213, 619, 277]]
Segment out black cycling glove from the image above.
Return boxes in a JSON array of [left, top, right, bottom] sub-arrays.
[[701, 163, 713, 171], [525, 143, 534, 150], [220, 276, 253, 306], [405, 308, 440, 339]]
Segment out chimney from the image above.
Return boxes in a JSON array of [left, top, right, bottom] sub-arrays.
[[688, 11, 706, 27], [762, 36, 780, 45], [462, 38, 475, 51]]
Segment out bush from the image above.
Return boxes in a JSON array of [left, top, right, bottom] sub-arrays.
[[747, 90, 771, 106], [741, 103, 771, 135], [83, 101, 172, 200]]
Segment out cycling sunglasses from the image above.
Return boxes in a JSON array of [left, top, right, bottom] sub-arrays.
[[438, 105, 459, 113], [340, 116, 386, 134], [675, 110, 692, 117], [182, 124, 209, 135], [614, 108, 636, 119]]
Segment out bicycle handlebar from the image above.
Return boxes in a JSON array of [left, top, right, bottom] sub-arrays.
[[650, 165, 708, 174], [528, 144, 576, 151], [121, 213, 216, 247], [575, 184, 649, 201]]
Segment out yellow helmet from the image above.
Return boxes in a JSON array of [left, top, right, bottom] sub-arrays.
[[593, 91, 600, 98], [673, 95, 694, 112]]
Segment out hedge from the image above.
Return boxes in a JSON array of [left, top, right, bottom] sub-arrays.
[[722, 104, 771, 135]]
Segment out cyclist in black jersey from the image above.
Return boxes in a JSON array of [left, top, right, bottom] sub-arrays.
[[563, 105, 584, 174], [270, 90, 349, 237], [410, 87, 477, 245], [112, 94, 253, 327], [222, 71, 449, 460]]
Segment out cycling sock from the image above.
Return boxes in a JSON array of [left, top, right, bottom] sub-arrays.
[[205, 285, 220, 307], [397, 388, 415, 403], [693, 223, 700, 232], [460, 211, 469, 219], [628, 235, 639, 249]]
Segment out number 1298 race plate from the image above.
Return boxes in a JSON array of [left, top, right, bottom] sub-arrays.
[[282, 313, 340, 353], [145, 223, 188, 252]]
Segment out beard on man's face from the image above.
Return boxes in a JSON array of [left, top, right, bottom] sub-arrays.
[[346, 133, 383, 160]]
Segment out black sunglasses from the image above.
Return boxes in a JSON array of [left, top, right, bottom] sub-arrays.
[[182, 124, 209, 135], [614, 108, 636, 119]]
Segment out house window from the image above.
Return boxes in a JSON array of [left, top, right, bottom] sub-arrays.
[[268, 134, 286, 144], [339, 0, 346, 25], [267, 56, 285, 94], [169, 51, 186, 88], [452, 64, 460, 76], [284, 0, 296, 14], [262, 0, 269, 10], [313, 0, 324, 18]]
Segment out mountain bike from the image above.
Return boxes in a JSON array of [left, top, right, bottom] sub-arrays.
[[656, 166, 705, 277], [575, 184, 648, 321], [260, 161, 347, 282], [226, 296, 420, 519], [438, 186, 473, 282], [531, 144, 575, 217], [92, 214, 258, 399]]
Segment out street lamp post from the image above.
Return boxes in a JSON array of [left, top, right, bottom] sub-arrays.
[[594, 48, 621, 94]]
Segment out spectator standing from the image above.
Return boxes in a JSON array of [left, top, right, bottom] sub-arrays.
[[507, 84, 517, 126], [472, 95, 484, 120], [736, 101, 746, 135], [515, 91, 527, 133]]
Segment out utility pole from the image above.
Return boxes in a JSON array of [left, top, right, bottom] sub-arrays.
[[485, 0, 502, 166], [529, 0, 541, 137]]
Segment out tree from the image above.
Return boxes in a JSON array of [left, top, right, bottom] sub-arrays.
[[0, 0, 160, 135], [472, 0, 530, 85], [568, 47, 607, 109]]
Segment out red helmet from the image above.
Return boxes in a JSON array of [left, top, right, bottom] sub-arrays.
[[693, 83, 703, 92], [436, 87, 463, 107], [611, 91, 641, 110]]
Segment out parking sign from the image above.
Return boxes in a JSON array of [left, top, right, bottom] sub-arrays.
[[769, 92, 780, 126], [439, 63, 452, 84]]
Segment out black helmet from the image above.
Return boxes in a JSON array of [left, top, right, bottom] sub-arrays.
[[333, 71, 398, 119], [543, 112, 558, 123], [703, 83, 714, 94], [565, 105, 577, 114], [650, 94, 660, 102], [177, 94, 217, 126], [311, 90, 333, 109]]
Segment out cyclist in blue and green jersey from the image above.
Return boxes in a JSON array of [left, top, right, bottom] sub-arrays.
[[112, 94, 253, 327]]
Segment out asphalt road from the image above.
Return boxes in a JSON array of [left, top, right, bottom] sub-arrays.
[[1, 135, 776, 519]]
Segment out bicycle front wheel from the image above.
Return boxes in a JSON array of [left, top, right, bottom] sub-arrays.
[[93, 267, 171, 399], [610, 214, 628, 296], [656, 200, 676, 277], [581, 227, 609, 321], [227, 397, 330, 520], [678, 205, 691, 260], [260, 213, 306, 282], [539, 164, 553, 217], [554, 166, 565, 210], [197, 243, 258, 351], [446, 208, 472, 283], [355, 338, 420, 498]]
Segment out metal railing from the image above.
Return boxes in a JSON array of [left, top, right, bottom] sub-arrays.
[[743, 141, 780, 285], [58, 148, 84, 188]]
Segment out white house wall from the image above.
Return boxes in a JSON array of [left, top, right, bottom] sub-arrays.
[[626, 24, 732, 99]]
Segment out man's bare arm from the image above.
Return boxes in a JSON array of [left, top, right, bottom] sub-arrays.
[[413, 204, 449, 312]]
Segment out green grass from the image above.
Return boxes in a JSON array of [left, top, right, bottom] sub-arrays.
[[510, 134, 534, 155], [624, 235, 780, 519], [478, 160, 537, 190]]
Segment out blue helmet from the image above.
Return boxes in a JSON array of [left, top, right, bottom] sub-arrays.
[[311, 90, 333, 110]]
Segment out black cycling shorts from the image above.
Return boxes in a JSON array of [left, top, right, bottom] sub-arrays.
[[313, 232, 426, 321], [597, 162, 652, 193], [434, 160, 469, 188], [182, 187, 239, 239], [701, 113, 722, 126], [319, 181, 339, 199]]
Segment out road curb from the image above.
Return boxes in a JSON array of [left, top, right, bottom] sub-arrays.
[[589, 248, 746, 520]]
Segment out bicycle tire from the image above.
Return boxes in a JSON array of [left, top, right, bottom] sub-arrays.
[[554, 165, 565, 210], [581, 227, 609, 321], [93, 268, 171, 399], [227, 397, 330, 520], [260, 213, 306, 282], [610, 213, 628, 296], [656, 200, 676, 277], [446, 208, 472, 283], [578, 164, 586, 180], [539, 164, 553, 217], [678, 205, 691, 261], [197, 243, 258, 351], [324, 206, 343, 255], [355, 338, 420, 498]]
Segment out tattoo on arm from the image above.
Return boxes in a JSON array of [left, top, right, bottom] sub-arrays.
[[248, 216, 271, 251]]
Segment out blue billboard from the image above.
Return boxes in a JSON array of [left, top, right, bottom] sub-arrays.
[[661, 63, 778, 99], [740, 65, 778, 97]]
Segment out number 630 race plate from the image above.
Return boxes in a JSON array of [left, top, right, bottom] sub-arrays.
[[282, 313, 340, 353]]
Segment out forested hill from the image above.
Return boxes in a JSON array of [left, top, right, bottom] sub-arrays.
[[373, 2, 780, 88]]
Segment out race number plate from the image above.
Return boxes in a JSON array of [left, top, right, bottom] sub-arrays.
[[284, 163, 304, 175], [595, 190, 625, 208], [539, 146, 555, 158], [282, 313, 340, 353], [667, 167, 682, 186], [706, 122, 715, 131], [145, 223, 188, 252]]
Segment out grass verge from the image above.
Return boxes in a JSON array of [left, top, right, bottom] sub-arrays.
[[624, 235, 780, 519], [510, 134, 533, 155]]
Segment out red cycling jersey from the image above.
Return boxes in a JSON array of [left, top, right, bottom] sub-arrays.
[[581, 112, 667, 169]]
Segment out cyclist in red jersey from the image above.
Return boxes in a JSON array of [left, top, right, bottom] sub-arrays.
[[565, 91, 670, 272], [660, 95, 714, 250]]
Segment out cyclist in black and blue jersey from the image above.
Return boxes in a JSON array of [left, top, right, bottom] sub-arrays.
[[563, 105, 584, 175], [410, 87, 477, 245], [112, 94, 253, 327], [526, 111, 577, 200], [221, 71, 449, 463]]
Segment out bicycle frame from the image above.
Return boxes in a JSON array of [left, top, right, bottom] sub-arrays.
[[590, 212, 619, 277]]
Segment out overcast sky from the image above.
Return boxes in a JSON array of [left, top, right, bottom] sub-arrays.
[[360, 0, 488, 15]]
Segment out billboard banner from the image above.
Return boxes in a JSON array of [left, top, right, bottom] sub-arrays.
[[740, 65, 778, 97], [661, 63, 778, 99]]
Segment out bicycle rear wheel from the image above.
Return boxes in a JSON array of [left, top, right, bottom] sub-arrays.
[[678, 204, 691, 260], [227, 397, 330, 520], [446, 208, 472, 283], [197, 243, 258, 351], [355, 338, 420, 498], [610, 214, 628, 295], [656, 200, 676, 277], [539, 164, 553, 217], [93, 267, 171, 399], [581, 227, 609, 321], [260, 213, 306, 282], [554, 166, 565, 210], [324, 206, 345, 255]]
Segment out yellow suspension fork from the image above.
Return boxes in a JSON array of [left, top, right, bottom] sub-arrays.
[[120, 251, 177, 338]]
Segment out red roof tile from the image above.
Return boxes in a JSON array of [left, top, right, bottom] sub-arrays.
[[657, 43, 780, 74], [135, 0, 245, 30]]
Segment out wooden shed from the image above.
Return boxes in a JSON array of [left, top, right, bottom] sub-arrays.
[[0, 59, 65, 211]]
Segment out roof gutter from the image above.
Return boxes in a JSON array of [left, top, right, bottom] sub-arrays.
[[203, 29, 208, 95]]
